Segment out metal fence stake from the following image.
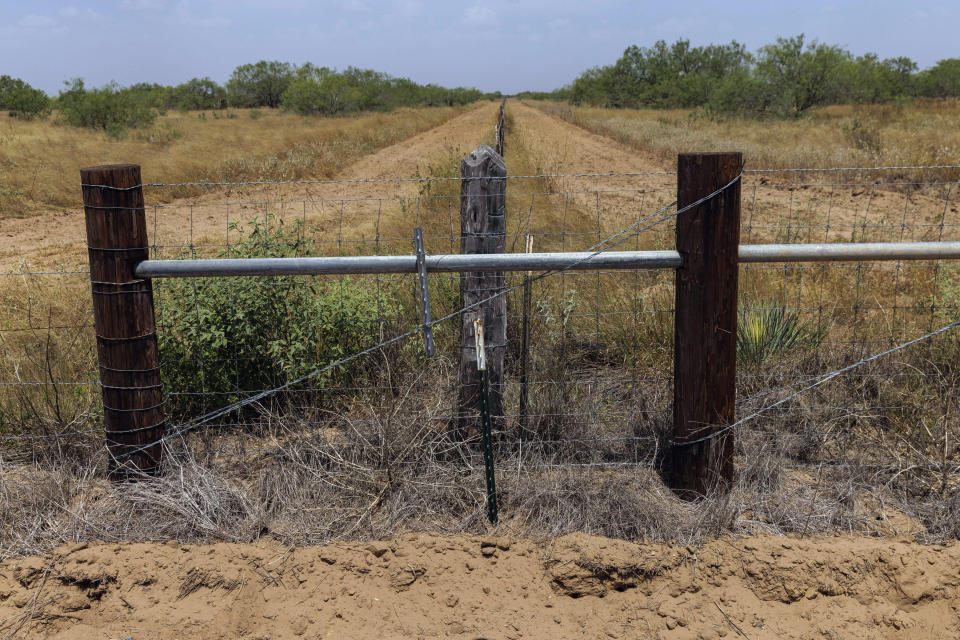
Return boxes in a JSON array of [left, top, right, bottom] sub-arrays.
[[496, 97, 506, 157], [475, 318, 498, 525], [413, 228, 435, 357], [518, 234, 534, 441]]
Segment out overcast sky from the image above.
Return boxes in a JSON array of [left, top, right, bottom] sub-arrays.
[[1, 1, 957, 95]]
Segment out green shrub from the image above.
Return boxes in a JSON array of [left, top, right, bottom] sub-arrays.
[[280, 64, 485, 116], [282, 76, 359, 115], [57, 79, 157, 136], [157, 216, 390, 417], [165, 77, 227, 111], [918, 58, 960, 99], [0, 75, 50, 120], [561, 36, 955, 116], [227, 61, 294, 108], [706, 72, 776, 116], [737, 303, 820, 369]]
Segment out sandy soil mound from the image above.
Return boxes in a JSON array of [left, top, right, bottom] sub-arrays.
[[0, 533, 957, 639]]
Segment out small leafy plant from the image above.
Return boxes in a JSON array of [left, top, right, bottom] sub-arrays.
[[157, 215, 390, 417]]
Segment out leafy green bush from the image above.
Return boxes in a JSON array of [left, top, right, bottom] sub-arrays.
[[918, 58, 960, 99], [0, 75, 50, 120], [227, 61, 294, 108], [569, 40, 752, 108], [280, 64, 485, 116], [737, 303, 820, 369], [157, 216, 390, 417], [706, 72, 775, 116], [126, 82, 167, 110], [562, 35, 960, 115], [164, 77, 227, 111], [57, 79, 157, 136], [282, 75, 359, 115], [753, 36, 847, 116]]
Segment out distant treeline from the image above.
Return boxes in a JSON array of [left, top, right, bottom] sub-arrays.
[[0, 61, 495, 133], [517, 35, 960, 117]]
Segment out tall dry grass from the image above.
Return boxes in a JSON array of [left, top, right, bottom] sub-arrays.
[[2, 352, 958, 558], [0, 271, 97, 446], [0, 105, 474, 219]]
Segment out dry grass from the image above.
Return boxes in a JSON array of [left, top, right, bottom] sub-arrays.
[[531, 99, 960, 181], [0, 272, 97, 447], [1, 351, 956, 558], [0, 105, 473, 219]]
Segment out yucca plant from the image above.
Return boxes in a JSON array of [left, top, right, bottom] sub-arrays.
[[737, 303, 820, 369]]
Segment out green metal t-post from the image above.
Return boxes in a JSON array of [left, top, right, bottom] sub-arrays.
[[475, 318, 498, 525]]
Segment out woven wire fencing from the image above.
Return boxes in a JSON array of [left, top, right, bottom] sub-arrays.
[[2, 166, 960, 541], [145, 177, 680, 473]]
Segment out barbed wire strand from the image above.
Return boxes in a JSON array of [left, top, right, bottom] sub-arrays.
[[672, 318, 960, 447]]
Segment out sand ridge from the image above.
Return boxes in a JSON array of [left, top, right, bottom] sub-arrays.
[[0, 532, 956, 639]]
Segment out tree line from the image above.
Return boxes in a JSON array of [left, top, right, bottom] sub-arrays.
[[519, 35, 960, 116], [0, 61, 494, 134]]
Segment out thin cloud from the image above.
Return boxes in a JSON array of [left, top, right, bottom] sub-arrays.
[[119, 0, 170, 11], [464, 4, 498, 27], [18, 14, 58, 29]]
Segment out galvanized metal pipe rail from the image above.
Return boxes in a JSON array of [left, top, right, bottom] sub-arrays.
[[134, 241, 960, 278]]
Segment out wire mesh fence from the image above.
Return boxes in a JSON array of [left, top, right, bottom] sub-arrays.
[[2, 164, 960, 545]]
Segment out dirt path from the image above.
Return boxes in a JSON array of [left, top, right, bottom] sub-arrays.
[[506, 101, 677, 248], [512, 100, 959, 246], [510, 100, 674, 183], [0, 103, 499, 272], [0, 532, 956, 639]]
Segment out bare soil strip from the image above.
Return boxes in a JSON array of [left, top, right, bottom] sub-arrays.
[[0, 533, 955, 639], [0, 103, 498, 272], [512, 101, 959, 245]]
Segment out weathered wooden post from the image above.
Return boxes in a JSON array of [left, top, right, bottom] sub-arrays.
[[82, 164, 166, 479], [454, 145, 506, 441], [669, 152, 742, 497]]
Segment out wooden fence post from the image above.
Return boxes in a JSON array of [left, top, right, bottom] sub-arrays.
[[455, 145, 507, 440], [669, 152, 742, 497], [82, 164, 166, 479]]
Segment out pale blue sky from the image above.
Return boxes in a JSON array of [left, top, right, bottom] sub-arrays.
[[1, 1, 956, 95]]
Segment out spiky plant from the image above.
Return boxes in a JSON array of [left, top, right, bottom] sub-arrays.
[[737, 303, 819, 369]]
